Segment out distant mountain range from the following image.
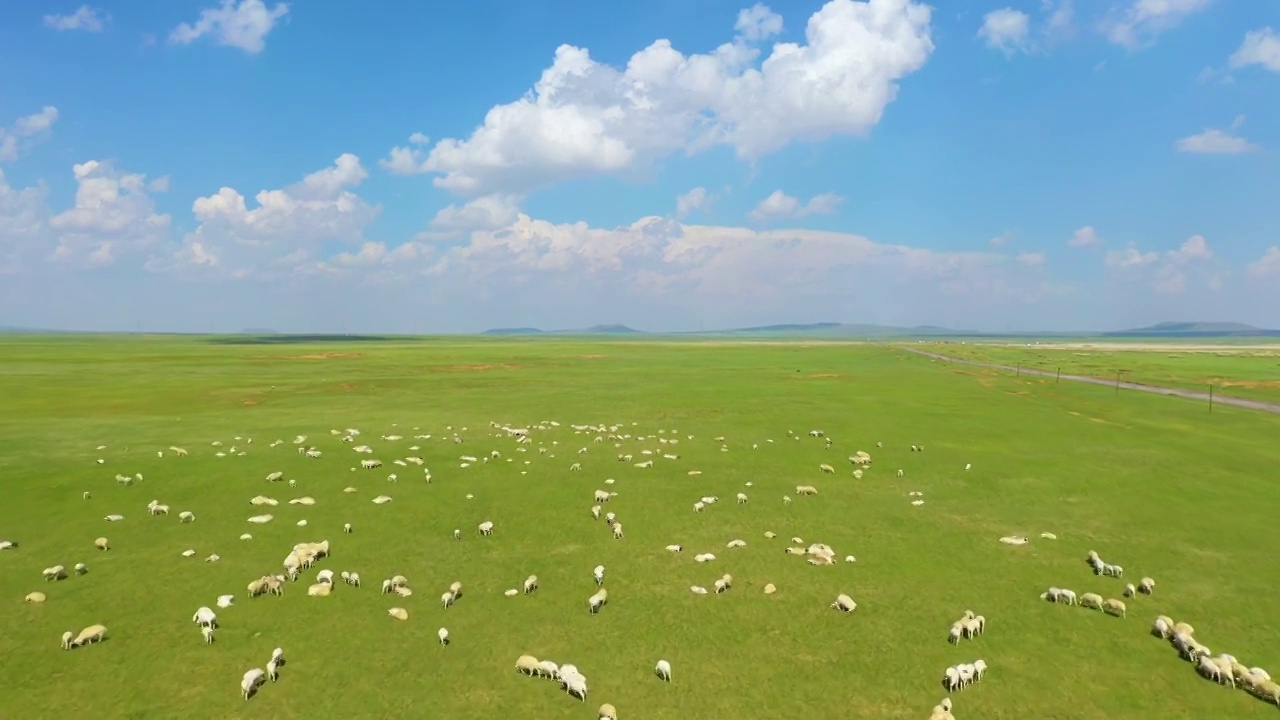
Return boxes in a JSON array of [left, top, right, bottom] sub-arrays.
[[2, 321, 1277, 339], [481, 321, 1280, 339]]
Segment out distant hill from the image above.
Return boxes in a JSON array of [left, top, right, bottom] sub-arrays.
[[697, 322, 977, 338], [240, 328, 279, 334], [1105, 322, 1280, 338], [578, 324, 643, 334], [481, 327, 544, 335]]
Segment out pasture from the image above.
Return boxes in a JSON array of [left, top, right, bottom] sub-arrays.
[[915, 341, 1280, 405], [2, 335, 1279, 720]]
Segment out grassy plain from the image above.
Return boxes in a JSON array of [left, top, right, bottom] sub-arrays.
[[1, 334, 1279, 720], [911, 341, 1280, 405]]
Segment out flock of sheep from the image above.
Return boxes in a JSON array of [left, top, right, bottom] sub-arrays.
[[4, 415, 1275, 718]]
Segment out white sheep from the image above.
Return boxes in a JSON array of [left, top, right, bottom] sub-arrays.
[[665, 544, 683, 553], [437, 627, 449, 645], [74, 562, 88, 575], [216, 594, 235, 608], [202, 626, 216, 644], [61, 631, 74, 650], [612, 523, 624, 540], [241, 668, 265, 700], [178, 511, 195, 523], [478, 520, 494, 536], [588, 588, 608, 614], [593, 565, 605, 586], [830, 593, 856, 613], [523, 575, 538, 594], [654, 659, 672, 682], [192, 606, 217, 628]]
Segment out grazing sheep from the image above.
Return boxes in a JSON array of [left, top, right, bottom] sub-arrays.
[[26, 592, 47, 603], [665, 544, 683, 553], [202, 625, 215, 644], [307, 583, 332, 597], [178, 511, 196, 523], [1123, 583, 1136, 597], [516, 654, 541, 676], [441, 591, 455, 608], [588, 588, 608, 614], [831, 593, 857, 613], [690, 585, 708, 595], [72, 624, 107, 647], [1079, 593, 1104, 611], [61, 630, 74, 649], [818, 463, 835, 474], [612, 523, 624, 540], [599, 702, 618, 720], [94, 537, 109, 551], [241, 668, 265, 700], [478, 521, 494, 536], [1139, 577, 1155, 595], [523, 575, 538, 594], [103, 514, 124, 522], [388, 607, 409, 620], [438, 627, 449, 645], [43, 565, 66, 582], [1151, 616, 1172, 638], [654, 659, 672, 682], [736, 492, 747, 504], [1102, 598, 1126, 618], [192, 607, 217, 628], [593, 565, 605, 586]]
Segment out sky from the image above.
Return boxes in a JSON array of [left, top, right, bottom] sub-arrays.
[[0, 0, 1278, 334]]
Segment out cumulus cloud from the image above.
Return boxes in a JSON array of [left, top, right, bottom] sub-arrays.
[[146, 153, 379, 278], [1100, 0, 1211, 49], [1229, 27, 1280, 73], [381, 0, 935, 197], [0, 106, 59, 164], [43, 5, 108, 32], [675, 187, 715, 219], [977, 8, 1032, 55], [168, 0, 289, 54], [1247, 246, 1280, 280], [747, 190, 842, 222], [425, 194, 523, 237], [1068, 225, 1102, 248], [1016, 250, 1046, 268], [1175, 128, 1259, 155], [43, 161, 172, 268], [734, 3, 784, 41], [1105, 235, 1218, 295]]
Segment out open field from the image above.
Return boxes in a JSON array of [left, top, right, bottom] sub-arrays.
[[909, 342, 1280, 406], [2, 335, 1280, 719]]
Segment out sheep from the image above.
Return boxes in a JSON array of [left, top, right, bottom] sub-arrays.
[[948, 624, 964, 644], [594, 490, 611, 503], [193, 606, 217, 628], [598, 702, 618, 720], [690, 585, 708, 595], [178, 511, 196, 523], [818, 463, 835, 474], [265, 659, 280, 682], [43, 565, 66, 582], [1152, 616, 1172, 639], [736, 492, 748, 504], [449, 581, 463, 597], [515, 654, 541, 675], [591, 505, 602, 520], [241, 668, 265, 700], [665, 544, 683, 553], [478, 521, 494, 536], [103, 514, 125, 522], [1123, 583, 1136, 597], [441, 591, 455, 608], [216, 594, 235, 608], [795, 485, 818, 496], [726, 539, 746, 548], [388, 607, 409, 620], [1079, 592, 1104, 610], [438, 627, 450, 645], [1101, 598, 1126, 617], [588, 588, 608, 614], [693, 501, 705, 513], [317, 569, 335, 585], [202, 625, 216, 644], [974, 659, 987, 681], [345, 572, 361, 587], [1139, 577, 1155, 595], [654, 659, 672, 682], [536, 659, 559, 679], [26, 591, 47, 603], [307, 583, 332, 597], [94, 537, 110, 551], [60, 630, 75, 649], [612, 523, 624, 540], [593, 565, 605, 586], [831, 593, 857, 613], [943, 667, 961, 693], [75, 562, 88, 575], [72, 624, 107, 647], [523, 575, 538, 594]]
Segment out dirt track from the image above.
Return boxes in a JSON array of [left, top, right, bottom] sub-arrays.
[[903, 349, 1280, 415]]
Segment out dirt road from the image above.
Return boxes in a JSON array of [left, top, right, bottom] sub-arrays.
[[902, 349, 1280, 415]]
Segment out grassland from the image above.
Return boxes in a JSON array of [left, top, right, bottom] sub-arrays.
[[909, 341, 1280, 406], [2, 334, 1279, 720]]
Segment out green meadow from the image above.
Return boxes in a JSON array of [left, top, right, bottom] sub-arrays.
[[915, 341, 1280, 405], [1, 335, 1278, 720]]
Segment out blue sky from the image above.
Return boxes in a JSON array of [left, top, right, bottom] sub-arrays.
[[0, 0, 1277, 333]]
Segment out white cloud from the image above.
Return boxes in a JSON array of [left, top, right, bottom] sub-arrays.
[[378, 133, 431, 174], [1041, 0, 1074, 39], [148, 154, 378, 277], [0, 171, 50, 274], [0, 106, 59, 164], [168, 0, 289, 54], [1106, 235, 1216, 295], [383, 0, 934, 197], [988, 231, 1012, 248], [1247, 246, 1280, 280], [148, 175, 171, 193], [1100, 0, 1212, 49], [675, 187, 714, 219], [1016, 250, 1046, 267], [978, 8, 1031, 55], [1175, 128, 1259, 154], [43, 6, 108, 32], [734, 3, 784, 41], [426, 194, 523, 237], [1105, 245, 1158, 268], [747, 190, 842, 222], [1067, 225, 1102, 248], [1229, 27, 1280, 73], [48, 161, 172, 267]]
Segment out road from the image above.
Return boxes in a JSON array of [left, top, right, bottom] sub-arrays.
[[901, 348, 1280, 415]]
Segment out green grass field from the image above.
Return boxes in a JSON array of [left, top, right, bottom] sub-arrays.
[[911, 342, 1280, 406], [2, 335, 1279, 720]]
